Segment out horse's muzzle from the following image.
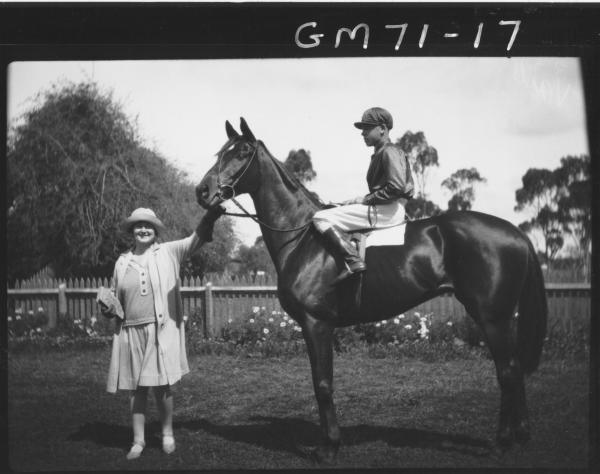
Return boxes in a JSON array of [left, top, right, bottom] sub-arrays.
[[196, 183, 212, 209]]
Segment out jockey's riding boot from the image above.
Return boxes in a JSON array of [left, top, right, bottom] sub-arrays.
[[322, 228, 366, 281]]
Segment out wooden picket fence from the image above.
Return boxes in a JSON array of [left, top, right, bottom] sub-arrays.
[[6, 273, 591, 338]]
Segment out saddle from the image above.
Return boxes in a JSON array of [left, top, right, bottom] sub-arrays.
[[349, 222, 407, 260], [340, 223, 408, 315]]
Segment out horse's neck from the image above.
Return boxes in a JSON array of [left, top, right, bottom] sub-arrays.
[[249, 152, 320, 272]]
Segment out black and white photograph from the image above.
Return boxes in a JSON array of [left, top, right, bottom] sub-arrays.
[[3, 3, 598, 472]]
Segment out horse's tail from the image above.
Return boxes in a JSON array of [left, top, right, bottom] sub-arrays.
[[516, 239, 548, 374]]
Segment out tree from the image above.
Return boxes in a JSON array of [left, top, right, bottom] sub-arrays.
[[396, 131, 439, 198], [405, 196, 442, 220], [235, 236, 276, 277], [7, 80, 237, 281], [441, 168, 487, 211], [555, 155, 591, 275], [514, 158, 588, 265], [284, 149, 316, 184]]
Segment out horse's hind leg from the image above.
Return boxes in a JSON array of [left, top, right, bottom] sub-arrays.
[[471, 307, 530, 449], [301, 314, 340, 463]]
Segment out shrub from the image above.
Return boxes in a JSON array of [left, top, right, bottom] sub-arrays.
[[8, 302, 587, 362], [7, 306, 48, 337]]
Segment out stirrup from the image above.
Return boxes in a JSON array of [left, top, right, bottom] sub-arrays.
[[334, 261, 366, 284]]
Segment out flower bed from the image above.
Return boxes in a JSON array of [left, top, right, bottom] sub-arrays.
[[7, 304, 588, 360]]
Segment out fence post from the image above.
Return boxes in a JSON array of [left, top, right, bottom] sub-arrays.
[[205, 282, 214, 339], [57, 283, 67, 326]]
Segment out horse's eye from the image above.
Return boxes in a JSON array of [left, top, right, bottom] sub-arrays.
[[241, 144, 254, 155]]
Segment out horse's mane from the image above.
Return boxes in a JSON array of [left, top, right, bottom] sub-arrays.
[[258, 140, 326, 210]]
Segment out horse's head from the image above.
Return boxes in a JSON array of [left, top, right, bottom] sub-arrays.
[[196, 118, 259, 209]]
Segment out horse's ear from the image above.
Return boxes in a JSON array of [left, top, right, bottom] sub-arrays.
[[225, 120, 240, 140], [240, 117, 256, 143]]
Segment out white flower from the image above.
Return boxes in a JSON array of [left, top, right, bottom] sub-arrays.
[[249, 318, 255, 323], [8, 317, 13, 322], [272, 310, 278, 315], [37, 306, 44, 312], [280, 322, 286, 328], [398, 314, 405, 319], [414, 312, 421, 317], [295, 326, 302, 332], [283, 315, 289, 321], [263, 328, 269, 334], [268, 317, 274, 322], [393, 318, 400, 324], [446, 321, 453, 327], [261, 306, 266, 310], [404, 324, 412, 330], [183, 315, 189, 322], [28, 310, 34, 315], [90, 316, 97, 325], [381, 320, 386, 325], [479, 341, 485, 347], [16, 315, 21, 321], [228, 318, 233, 324], [15, 308, 23, 314], [375, 322, 381, 328], [36, 327, 42, 333], [252, 306, 259, 314]]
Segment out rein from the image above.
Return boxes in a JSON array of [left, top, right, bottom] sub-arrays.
[[215, 141, 315, 233]]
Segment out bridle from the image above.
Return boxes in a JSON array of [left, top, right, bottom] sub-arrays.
[[214, 139, 314, 233]]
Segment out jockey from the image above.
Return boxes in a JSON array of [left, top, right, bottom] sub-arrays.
[[312, 107, 414, 281]]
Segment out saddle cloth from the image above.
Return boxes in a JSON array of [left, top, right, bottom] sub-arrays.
[[349, 222, 407, 260]]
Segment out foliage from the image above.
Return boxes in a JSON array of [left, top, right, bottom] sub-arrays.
[[396, 131, 439, 198], [6, 80, 237, 282], [555, 155, 591, 274], [284, 148, 317, 184], [405, 196, 442, 220], [441, 167, 487, 211], [514, 155, 590, 265], [7, 307, 48, 338], [10, 299, 588, 363], [183, 308, 491, 358], [234, 236, 276, 277]]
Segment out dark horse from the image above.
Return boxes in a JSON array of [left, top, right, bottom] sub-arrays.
[[196, 118, 547, 463]]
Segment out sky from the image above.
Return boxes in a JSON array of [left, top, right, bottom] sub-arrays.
[[7, 58, 589, 248]]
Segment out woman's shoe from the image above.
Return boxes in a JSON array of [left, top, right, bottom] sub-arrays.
[[126, 440, 145, 460], [162, 434, 176, 454]]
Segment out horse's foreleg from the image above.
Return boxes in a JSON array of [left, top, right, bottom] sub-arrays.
[[302, 314, 340, 463]]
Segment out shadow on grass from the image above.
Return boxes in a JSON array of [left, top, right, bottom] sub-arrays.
[[67, 420, 166, 451], [179, 416, 492, 459]]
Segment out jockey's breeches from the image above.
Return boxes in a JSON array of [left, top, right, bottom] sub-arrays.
[[312, 202, 406, 233]]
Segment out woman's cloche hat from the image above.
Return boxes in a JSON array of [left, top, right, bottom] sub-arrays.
[[121, 207, 167, 235]]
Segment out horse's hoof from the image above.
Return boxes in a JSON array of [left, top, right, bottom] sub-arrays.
[[496, 428, 514, 451], [310, 446, 337, 465], [514, 422, 531, 445]]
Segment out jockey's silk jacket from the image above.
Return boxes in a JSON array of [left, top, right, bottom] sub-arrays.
[[364, 141, 414, 205]]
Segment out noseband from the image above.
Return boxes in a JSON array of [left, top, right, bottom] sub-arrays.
[[213, 140, 314, 233]]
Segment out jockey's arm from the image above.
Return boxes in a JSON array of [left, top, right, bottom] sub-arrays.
[[363, 147, 412, 205]]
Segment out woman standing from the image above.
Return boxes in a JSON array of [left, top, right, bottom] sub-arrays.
[[101, 206, 223, 460]]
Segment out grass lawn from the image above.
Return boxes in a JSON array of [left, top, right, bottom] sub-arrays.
[[7, 349, 589, 470]]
